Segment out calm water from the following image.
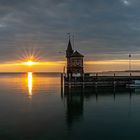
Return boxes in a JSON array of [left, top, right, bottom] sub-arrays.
[[0, 73, 140, 140]]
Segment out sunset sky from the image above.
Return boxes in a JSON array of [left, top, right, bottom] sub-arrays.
[[0, 0, 140, 72]]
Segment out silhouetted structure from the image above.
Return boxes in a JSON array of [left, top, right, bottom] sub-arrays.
[[64, 39, 140, 88], [66, 39, 84, 75]]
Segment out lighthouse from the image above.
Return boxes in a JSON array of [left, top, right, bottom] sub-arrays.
[[66, 39, 84, 75]]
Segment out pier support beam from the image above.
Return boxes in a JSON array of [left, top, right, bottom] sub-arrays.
[[113, 73, 116, 88], [61, 73, 64, 98], [82, 73, 85, 88], [95, 73, 98, 88], [68, 73, 71, 88]]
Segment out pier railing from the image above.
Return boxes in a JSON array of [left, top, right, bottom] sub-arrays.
[[62, 72, 140, 87]]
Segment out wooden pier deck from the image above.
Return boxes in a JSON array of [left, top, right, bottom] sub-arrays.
[[63, 74, 140, 88]]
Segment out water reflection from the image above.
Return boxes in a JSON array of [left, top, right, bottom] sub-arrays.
[[63, 86, 134, 126], [64, 88, 84, 126], [27, 72, 33, 97], [0, 74, 139, 139]]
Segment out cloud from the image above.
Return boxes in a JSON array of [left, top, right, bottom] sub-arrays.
[[121, 0, 130, 6], [0, 0, 140, 63]]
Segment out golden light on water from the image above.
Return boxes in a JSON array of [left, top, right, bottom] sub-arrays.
[[28, 72, 33, 97]]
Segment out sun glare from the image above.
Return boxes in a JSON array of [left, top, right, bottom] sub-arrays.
[[24, 60, 35, 66]]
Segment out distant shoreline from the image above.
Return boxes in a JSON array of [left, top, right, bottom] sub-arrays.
[[0, 72, 62, 74], [0, 70, 140, 74]]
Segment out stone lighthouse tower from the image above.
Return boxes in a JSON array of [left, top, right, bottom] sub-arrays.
[[66, 39, 84, 75]]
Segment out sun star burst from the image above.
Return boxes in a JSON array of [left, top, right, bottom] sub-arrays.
[[24, 60, 36, 66]]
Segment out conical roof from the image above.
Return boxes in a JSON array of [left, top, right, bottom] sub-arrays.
[[71, 51, 84, 57], [66, 40, 73, 57], [67, 40, 73, 51]]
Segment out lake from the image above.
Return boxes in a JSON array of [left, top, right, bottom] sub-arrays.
[[0, 72, 140, 140]]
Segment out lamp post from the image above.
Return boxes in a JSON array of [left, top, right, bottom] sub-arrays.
[[129, 54, 132, 72]]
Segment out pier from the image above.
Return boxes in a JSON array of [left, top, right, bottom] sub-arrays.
[[63, 39, 140, 88], [62, 73, 140, 88]]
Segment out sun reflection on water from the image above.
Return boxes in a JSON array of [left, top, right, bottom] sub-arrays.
[[28, 72, 33, 97]]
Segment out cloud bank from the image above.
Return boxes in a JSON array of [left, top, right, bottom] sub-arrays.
[[0, 0, 140, 62]]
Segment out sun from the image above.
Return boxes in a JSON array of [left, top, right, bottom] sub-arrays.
[[26, 61, 34, 66], [24, 60, 35, 66]]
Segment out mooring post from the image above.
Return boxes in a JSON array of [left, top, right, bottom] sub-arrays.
[[61, 73, 64, 86], [69, 73, 71, 88], [95, 73, 98, 88], [129, 72, 132, 85], [82, 73, 84, 81], [82, 73, 85, 88], [69, 73, 71, 81], [74, 76, 76, 85], [61, 73, 64, 98], [114, 73, 116, 88]]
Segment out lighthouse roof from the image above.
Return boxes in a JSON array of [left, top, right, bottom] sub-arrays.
[[71, 51, 84, 57], [66, 40, 74, 57]]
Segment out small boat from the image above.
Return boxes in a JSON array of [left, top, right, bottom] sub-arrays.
[[128, 80, 140, 88]]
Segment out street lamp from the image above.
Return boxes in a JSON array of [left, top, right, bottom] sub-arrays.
[[129, 54, 132, 71]]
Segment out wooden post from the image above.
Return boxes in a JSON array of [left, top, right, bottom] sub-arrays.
[[129, 72, 132, 85], [95, 73, 98, 88], [82, 73, 85, 82], [74, 76, 76, 85], [113, 73, 116, 97], [61, 73, 64, 98], [61, 73, 64, 86], [69, 73, 71, 88], [69, 73, 71, 81], [82, 73, 85, 88], [114, 73, 116, 88]]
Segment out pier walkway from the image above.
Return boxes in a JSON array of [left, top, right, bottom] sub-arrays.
[[63, 73, 140, 88]]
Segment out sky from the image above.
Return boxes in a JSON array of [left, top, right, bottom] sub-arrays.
[[0, 0, 140, 72]]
